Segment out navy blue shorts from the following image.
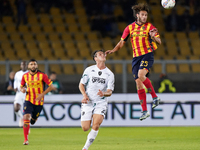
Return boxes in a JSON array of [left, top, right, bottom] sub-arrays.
[[132, 52, 154, 80], [23, 101, 43, 120]]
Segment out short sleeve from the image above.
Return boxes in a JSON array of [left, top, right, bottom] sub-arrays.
[[80, 68, 89, 85], [20, 75, 25, 87], [149, 23, 160, 38], [107, 72, 115, 91], [43, 73, 52, 86], [121, 26, 130, 41], [14, 73, 17, 89]]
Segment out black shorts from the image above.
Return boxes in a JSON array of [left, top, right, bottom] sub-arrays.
[[132, 52, 154, 80], [23, 101, 43, 120]]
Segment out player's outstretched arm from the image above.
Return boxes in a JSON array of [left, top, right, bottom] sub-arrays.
[[97, 89, 112, 97], [105, 40, 126, 56]]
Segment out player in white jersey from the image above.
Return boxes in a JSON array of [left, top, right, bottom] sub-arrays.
[[79, 50, 115, 150], [14, 61, 28, 127]]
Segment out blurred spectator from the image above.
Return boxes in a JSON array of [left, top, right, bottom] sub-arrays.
[[165, 9, 181, 31], [4, 71, 16, 95], [180, 9, 192, 32], [191, 9, 200, 31], [31, 0, 53, 13], [46, 71, 64, 94], [15, 0, 28, 27], [0, 0, 13, 16], [158, 74, 176, 93]]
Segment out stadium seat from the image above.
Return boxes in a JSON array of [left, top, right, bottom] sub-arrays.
[[89, 41, 102, 51], [10, 33, 21, 42], [79, 47, 91, 59], [155, 44, 166, 56], [191, 39, 200, 55], [73, 32, 86, 41], [75, 64, 84, 74], [2, 16, 13, 24], [0, 65, 6, 75], [50, 7, 61, 16], [43, 24, 54, 33], [38, 64, 45, 72], [52, 16, 64, 24], [35, 33, 47, 41], [178, 39, 191, 56], [26, 41, 38, 50], [164, 32, 175, 40], [102, 41, 114, 50], [54, 48, 67, 59], [28, 48, 43, 60], [30, 24, 42, 33], [75, 8, 86, 16], [178, 64, 190, 73], [176, 5, 186, 15], [188, 32, 199, 40], [176, 32, 187, 40], [189, 56, 199, 60], [77, 16, 88, 24], [0, 33, 8, 42], [48, 33, 60, 41], [117, 22, 127, 32], [16, 48, 29, 60], [64, 42, 78, 58], [67, 24, 79, 32], [152, 63, 162, 73], [80, 24, 91, 32], [166, 64, 178, 73], [3, 48, 17, 60], [175, 56, 187, 60], [117, 46, 129, 59], [6, 25, 17, 33], [61, 33, 72, 41], [127, 64, 132, 74], [55, 24, 67, 33], [28, 16, 38, 24], [49, 64, 62, 74], [191, 64, 200, 73], [10, 64, 21, 72], [1, 41, 12, 49], [165, 40, 179, 56], [65, 15, 76, 24], [18, 25, 29, 33], [114, 5, 123, 17], [87, 32, 99, 41], [77, 41, 89, 50], [113, 64, 123, 74], [23, 33, 34, 41], [39, 14, 51, 24], [63, 64, 75, 74]]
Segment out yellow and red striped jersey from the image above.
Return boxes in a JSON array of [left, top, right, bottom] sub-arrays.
[[21, 71, 52, 105], [121, 21, 160, 58]]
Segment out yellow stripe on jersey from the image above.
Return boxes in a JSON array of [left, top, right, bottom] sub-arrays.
[[146, 24, 152, 53]]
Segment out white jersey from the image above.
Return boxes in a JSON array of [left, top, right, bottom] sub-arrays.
[[80, 65, 114, 103], [14, 70, 28, 93]]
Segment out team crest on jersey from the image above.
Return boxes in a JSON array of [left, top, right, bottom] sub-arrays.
[[98, 71, 102, 76], [92, 70, 95, 72], [35, 77, 38, 80], [142, 26, 146, 30]]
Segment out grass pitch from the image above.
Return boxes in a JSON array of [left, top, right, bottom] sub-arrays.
[[0, 127, 199, 150]]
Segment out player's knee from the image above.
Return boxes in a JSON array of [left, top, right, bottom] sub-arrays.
[[14, 107, 20, 112], [92, 124, 100, 131], [82, 126, 90, 132]]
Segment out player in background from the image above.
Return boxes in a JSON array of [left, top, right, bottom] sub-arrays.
[[79, 50, 115, 150], [20, 59, 54, 145], [14, 61, 28, 127], [105, 3, 161, 121]]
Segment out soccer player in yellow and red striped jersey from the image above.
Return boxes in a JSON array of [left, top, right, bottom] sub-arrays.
[[20, 59, 54, 145], [105, 3, 162, 121]]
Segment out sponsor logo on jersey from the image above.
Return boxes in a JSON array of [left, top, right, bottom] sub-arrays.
[[92, 77, 105, 84]]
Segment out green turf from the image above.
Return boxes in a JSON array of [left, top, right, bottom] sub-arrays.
[[0, 127, 199, 150]]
